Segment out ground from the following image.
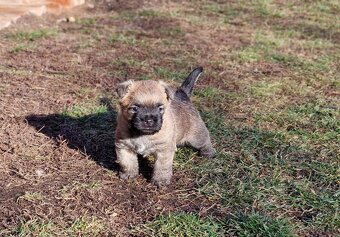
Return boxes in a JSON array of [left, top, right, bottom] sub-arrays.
[[0, 0, 339, 236]]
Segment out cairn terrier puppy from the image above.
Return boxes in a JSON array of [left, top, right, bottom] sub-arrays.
[[115, 67, 215, 187]]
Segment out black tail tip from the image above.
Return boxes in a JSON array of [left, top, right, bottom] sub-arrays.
[[194, 66, 203, 74], [177, 66, 204, 100]]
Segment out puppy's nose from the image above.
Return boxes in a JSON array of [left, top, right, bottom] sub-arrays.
[[145, 118, 154, 126], [142, 114, 157, 126]]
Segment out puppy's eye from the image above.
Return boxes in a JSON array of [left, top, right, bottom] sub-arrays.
[[158, 105, 164, 113], [129, 105, 139, 113]]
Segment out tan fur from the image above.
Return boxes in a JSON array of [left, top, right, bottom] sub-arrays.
[[115, 80, 215, 187]]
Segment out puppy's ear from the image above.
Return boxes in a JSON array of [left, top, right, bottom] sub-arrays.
[[159, 81, 174, 100], [116, 80, 133, 99]]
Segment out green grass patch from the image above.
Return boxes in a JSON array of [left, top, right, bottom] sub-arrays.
[[203, 2, 234, 17], [199, 111, 229, 143], [236, 43, 334, 75], [61, 103, 108, 119], [202, 0, 284, 24], [75, 17, 98, 25], [249, 81, 283, 97], [14, 219, 59, 237], [55, 99, 117, 163], [254, 0, 273, 17], [68, 216, 106, 236], [195, 87, 226, 101], [8, 28, 58, 41], [113, 57, 146, 68], [194, 107, 339, 231], [18, 191, 44, 202], [254, 100, 339, 191], [154, 67, 187, 81], [174, 147, 197, 170], [136, 212, 224, 237], [109, 32, 138, 45], [60, 102, 115, 130], [9, 216, 106, 237], [287, 103, 339, 131], [237, 48, 262, 63], [299, 37, 334, 50], [286, 180, 339, 229], [234, 30, 284, 63], [138, 9, 165, 18], [111, 57, 149, 78], [196, 130, 293, 209], [255, 101, 339, 141], [232, 29, 335, 75], [157, 26, 185, 38], [225, 213, 296, 237], [9, 43, 35, 53], [284, 0, 340, 26], [139, 74, 153, 80], [0, 83, 8, 93], [268, 53, 332, 73], [112, 9, 166, 21]]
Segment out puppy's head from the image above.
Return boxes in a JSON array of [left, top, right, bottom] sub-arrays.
[[116, 80, 173, 135]]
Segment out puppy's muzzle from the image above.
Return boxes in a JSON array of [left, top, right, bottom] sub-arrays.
[[132, 108, 163, 134], [140, 114, 158, 127]]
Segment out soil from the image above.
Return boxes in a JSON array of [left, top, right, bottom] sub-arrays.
[[0, 0, 226, 235]]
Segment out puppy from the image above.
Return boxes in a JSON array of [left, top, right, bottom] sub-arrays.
[[115, 67, 215, 187]]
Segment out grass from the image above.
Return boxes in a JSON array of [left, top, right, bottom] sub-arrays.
[[8, 28, 58, 41], [59, 181, 102, 198], [9, 43, 35, 53], [109, 32, 138, 45], [75, 17, 98, 25], [225, 213, 296, 237], [61, 103, 108, 119], [255, 101, 340, 146], [184, 107, 339, 233], [18, 191, 44, 202], [68, 216, 106, 236], [111, 9, 165, 21], [249, 81, 283, 97], [1, 0, 339, 236], [157, 26, 185, 38], [14, 219, 59, 237], [5, 28, 57, 54], [154, 67, 188, 81], [137, 212, 296, 237], [173, 147, 197, 170], [113, 57, 147, 68], [58, 101, 117, 153], [138, 9, 165, 18], [136, 212, 225, 237], [8, 216, 106, 237]]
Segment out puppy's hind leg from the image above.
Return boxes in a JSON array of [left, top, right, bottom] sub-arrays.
[[116, 148, 139, 180], [189, 127, 216, 158]]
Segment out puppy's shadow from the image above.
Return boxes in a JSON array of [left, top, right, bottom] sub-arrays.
[[26, 98, 152, 179], [26, 98, 118, 170], [26, 98, 153, 178]]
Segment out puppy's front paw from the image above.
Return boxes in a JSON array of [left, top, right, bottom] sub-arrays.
[[119, 170, 138, 180], [151, 177, 171, 187]]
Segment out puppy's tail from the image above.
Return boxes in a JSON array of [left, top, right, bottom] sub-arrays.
[[175, 67, 203, 101]]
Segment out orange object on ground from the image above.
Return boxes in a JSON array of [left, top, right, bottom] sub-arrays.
[[0, 0, 84, 29]]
